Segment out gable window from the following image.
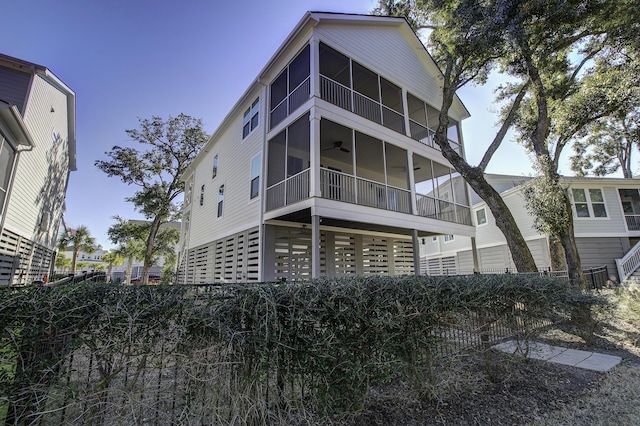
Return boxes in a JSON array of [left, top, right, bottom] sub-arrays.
[[200, 185, 205, 206], [476, 208, 487, 225], [212, 154, 218, 179], [217, 185, 225, 217], [250, 155, 261, 199], [572, 188, 607, 218], [243, 98, 259, 138]]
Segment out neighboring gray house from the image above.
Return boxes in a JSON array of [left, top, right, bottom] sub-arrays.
[[422, 174, 640, 282], [178, 12, 476, 283], [0, 53, 76, 285]]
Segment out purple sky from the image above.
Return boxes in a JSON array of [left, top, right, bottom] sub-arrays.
[[4, 0, 536, 249]]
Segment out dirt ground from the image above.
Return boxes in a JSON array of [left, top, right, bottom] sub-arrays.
[[347, 289, 640, 426]]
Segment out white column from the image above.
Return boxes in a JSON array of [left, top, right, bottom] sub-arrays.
[[412, 229, 421, 275], [309, 36, 321, 98], [311, 213, 321, 279], [309, 110, 321, 198]]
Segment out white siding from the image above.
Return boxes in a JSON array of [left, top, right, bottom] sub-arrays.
[[315, 25, 464, 122], [4, 75, 70, 251], [187, 87, 266, 248]]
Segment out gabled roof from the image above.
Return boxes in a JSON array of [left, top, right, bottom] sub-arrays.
[[0, 53, 76, 170]]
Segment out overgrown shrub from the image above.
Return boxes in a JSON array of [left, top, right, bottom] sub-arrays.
[[0, 275, 596, 424]]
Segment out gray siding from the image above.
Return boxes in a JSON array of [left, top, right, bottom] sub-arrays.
[[576, 237, 626, 279], [0, 66, 31, 113]]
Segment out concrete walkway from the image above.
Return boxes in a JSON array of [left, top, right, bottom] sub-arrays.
[[493, 340, 622, 372]]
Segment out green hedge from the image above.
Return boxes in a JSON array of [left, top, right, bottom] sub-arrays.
[[0, 274, 593, 423]]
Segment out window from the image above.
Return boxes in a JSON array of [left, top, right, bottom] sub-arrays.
[[571, 188, 607, 218], [217, 185, 225, 217], [243, 98, 259, 138], [250, 156, 261, 199], [0, 135, 16, 214], [476, 208, 487, 225], [444, 234, 455, 242], [212, 154, 218, 179], [200, 185, 205, 206]]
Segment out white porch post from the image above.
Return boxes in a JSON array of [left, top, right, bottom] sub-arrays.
[[310, 110, 321, 198], [412, 229, 421, 275], [311, 213, 321, 278], [407, 150, 417, 215]]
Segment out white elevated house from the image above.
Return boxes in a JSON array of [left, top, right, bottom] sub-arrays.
[[0, 53, 76, 285], [422, 174, 640, 283], [177, 12, 475, 283]]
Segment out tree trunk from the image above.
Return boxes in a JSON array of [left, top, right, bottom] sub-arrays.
[[142, 215, 163, 285], [548, 235, 566, 271], [125, 257, 133, 285], [560, 196, 585, 288]]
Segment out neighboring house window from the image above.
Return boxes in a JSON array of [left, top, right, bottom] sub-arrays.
[[444, 234, 454, 242], [250, 155, 261, 199], [212, 154, 218, 179], [0, 136, 16, 215], [243, 98, 259, 138], [476, 208, 487, 225], [217, 184, 225, 217], [200, 185, 205, 206], [572, 188, 607, 218]]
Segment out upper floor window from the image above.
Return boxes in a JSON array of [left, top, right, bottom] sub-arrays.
[[0, 135, 16, 215], [217, 184, 225, 217], [571, 188, 607, 218], [243, 98, 259, 138], [212, 154, 219, 178], [476, 208, 487, 225], [250, 155, 261, 199], [270, 44, 310, 129]]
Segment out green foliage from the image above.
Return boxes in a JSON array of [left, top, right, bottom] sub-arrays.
[[57, 225, 97, 274], [523, 173, 572, 238], [1, 275, 596, 423], [96, 114, 207, 281]]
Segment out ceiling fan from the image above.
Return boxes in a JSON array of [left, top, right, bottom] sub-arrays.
[[322, 141, 350, 153]]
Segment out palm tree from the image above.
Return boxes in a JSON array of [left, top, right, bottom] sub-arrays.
[[101, 251, 124, 282], [55, 253, 72, 274], [115, 240, 145, 285], [58, 225, 97, 275]]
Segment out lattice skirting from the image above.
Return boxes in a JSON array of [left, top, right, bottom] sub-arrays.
[[0, 228, 54, 286]]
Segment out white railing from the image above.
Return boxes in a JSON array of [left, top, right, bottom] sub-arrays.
[[320, 75, 405, 135], [320, 168, 411, 214], [616, 240, 640, 282], [408, 119, 462, 154], [625, 215, 640, 231], [270, 76, 310, 129], [416, 193, 472, 226], [265, 169, 310, 211]]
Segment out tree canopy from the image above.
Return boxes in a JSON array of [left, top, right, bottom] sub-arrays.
[[58, 225, 96, 275], [96, 114, 208, 284]]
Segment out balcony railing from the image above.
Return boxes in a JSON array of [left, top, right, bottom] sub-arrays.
[[320, 168, 412, 214], [320, 75, 405, 134], [266, 169, 310, 211], [416, 193, 472, 226], [408, 119, 462, 154], [625, 214, 640, 231], [270, 77, 311, 129]]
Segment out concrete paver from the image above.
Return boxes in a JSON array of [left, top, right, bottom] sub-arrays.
[[493, 340, 622, 372]]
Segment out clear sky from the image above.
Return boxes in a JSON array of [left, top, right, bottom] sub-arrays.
[[3, 0, 541, 249]]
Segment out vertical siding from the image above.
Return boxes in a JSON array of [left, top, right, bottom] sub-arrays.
[[187, 87, 265, 248], [0, 66, 31, 113], [4, 75, 70, 251]]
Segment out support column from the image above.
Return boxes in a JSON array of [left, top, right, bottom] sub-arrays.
[[309, 112, 321, 198], [310, 36, 320, 98], [412, 229, 421, 276], [471, 236, 480, 273], [407, 150, 417, 215], [311, 214, 321, 279]]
